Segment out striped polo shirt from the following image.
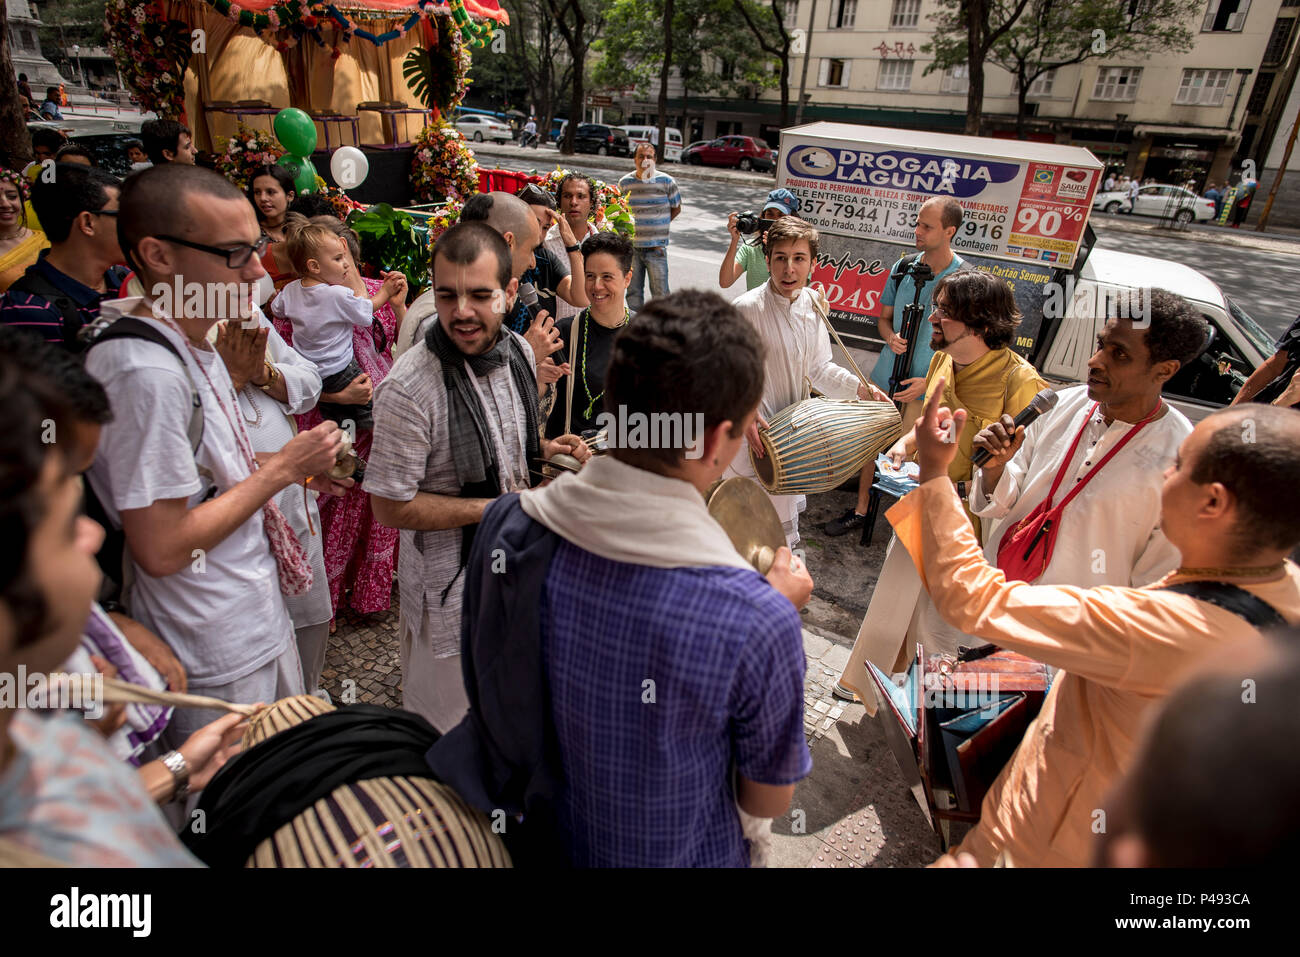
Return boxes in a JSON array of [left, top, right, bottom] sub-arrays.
[[618, 170, 682, 248]]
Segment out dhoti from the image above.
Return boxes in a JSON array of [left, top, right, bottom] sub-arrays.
[[725, 445, 804, 549], [840, 533, 971, 714]]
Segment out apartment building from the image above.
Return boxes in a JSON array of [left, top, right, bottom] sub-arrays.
[[616, 0, 1295, 188]]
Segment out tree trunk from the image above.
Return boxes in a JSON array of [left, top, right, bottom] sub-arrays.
[[1016, 69, 1029, 140], [778, 52, 790, 127], [657, 0, 674, 163], [0, 0, 34, 166], [964, 0, 985, 135]]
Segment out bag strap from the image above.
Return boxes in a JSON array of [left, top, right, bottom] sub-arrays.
[[87, 317, 204, 454], [1159, 581, 1287, 630], [1043, 401, 1162, 513]]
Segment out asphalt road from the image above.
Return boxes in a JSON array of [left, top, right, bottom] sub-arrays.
[[491, 154, 1300, 342]]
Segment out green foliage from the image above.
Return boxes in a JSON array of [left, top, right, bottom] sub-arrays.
[[925, 0, 1199, 80], [346, 204, 430, 295], [402, 16, 465, 115], [593, 0, 776, 100]]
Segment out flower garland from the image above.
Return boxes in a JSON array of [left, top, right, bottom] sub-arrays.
[[410, 121, 479, 203], [538, 168, 636, 240], [423, 197, 464, 245], [196, 0, 503, 49], [315, 177, 366, 218], [104, 0, 191, 119], [213, 125, 286, 190]]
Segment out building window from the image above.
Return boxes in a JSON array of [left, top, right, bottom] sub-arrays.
[[1014, 70, 1056, 98], [1092, 66, 1141, 101], [1203, 0, 1253, 31], [1175, 68, 1232, 106], [820, 58, 851, 87], [830, 0, 856, 28], [890, 0, 921, 29], [22, 29, 36, 52], [942, 65, 969, 94], [1247, 71, 1275, 114], [778, 0, 799, 27], [1263, 17, 1295, 65], [878, 59, 914, 91]]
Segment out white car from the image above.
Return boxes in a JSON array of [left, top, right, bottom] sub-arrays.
[[455, 114, 512, 144], [1092, 184, 1216, 223]]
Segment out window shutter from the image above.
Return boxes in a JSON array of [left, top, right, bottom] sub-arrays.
[[1229, 0, 1252, 29], [819, 58, 830, 86], [841, 59, 852, 88], [1203, 0, 1220, 30]]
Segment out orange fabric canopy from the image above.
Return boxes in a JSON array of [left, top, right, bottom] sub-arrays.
[[230, 0, 508, 23]]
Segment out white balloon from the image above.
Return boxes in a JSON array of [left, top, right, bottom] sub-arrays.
[[330, 146, 369, 190]]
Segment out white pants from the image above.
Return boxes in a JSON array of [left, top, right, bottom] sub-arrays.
[[724, 446, 805, 550], [161, 641, 304, 749], [399, 607, 470, 733]]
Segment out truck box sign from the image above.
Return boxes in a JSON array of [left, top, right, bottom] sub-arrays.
[[779, 123, 1102, 269]]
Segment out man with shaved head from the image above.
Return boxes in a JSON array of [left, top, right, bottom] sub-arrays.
[[893, 390, 1300, 867], [84, 164, 347, 742]]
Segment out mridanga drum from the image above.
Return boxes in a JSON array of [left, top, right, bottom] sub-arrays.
[[750, 397, 902, 496]]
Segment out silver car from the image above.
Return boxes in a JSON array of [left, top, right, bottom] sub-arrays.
[[455, 113, 512, 144], [1092, 184, 1217, 223]]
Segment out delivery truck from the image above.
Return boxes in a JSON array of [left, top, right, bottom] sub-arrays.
[[777, 122, 1272, 422]]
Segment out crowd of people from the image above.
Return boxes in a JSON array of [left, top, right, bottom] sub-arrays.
[[0, 124, 1298, 871]]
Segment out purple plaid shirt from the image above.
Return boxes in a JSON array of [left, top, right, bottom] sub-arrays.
[[542, 541, 811, 867]]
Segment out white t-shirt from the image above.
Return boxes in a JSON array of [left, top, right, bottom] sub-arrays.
[[85, 300, 295, 687], [272, 279, 373, 378]]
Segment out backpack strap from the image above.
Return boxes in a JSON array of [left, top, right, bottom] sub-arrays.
[[87, 317, 204, 454], [1159, 580, 1287, 630], [890, 252, 922, 283], [7, 269, 86, 353]]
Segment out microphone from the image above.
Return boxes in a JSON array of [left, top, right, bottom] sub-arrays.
[[970, 388, 1059, 467]]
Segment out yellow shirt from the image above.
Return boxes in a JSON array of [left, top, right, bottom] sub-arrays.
[[0, 229, 50, 293], [888, 478, 1300, 868], [923, 348, 1045, 538]]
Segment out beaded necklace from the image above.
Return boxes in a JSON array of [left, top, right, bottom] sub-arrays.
[[578, 305, 630, 420]]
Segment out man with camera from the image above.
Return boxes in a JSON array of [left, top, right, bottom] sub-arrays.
[[823, 196, 965, 538], [719, 188, 800, 292]]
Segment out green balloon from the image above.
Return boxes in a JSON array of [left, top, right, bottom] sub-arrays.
[[282, 154, 318, 194], [274, 107, 318, 157]]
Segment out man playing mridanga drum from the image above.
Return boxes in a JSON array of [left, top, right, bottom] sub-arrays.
[[840, 271, 1046, 688], [724, 216, 888, 548]]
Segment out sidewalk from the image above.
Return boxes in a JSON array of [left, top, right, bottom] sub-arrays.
[[1090, 210, 1300, 255], [468, 139, 777, 188]]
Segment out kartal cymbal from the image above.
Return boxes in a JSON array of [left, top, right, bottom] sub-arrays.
[[706, 477, 786, 575]]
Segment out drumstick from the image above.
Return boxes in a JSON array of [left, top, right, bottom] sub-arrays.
[[565, 314, 579, 437], [97, 675, 262, 717], [810, 290, 872, 394]]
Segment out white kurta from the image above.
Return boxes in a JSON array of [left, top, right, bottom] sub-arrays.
[[969, 384, 1190, 587], [725, 281, 860, 546]]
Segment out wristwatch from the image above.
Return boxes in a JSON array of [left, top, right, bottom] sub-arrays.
[[257, 360, 280, 392], [565, 242, 581, 253], [161, 749, 190, 802]]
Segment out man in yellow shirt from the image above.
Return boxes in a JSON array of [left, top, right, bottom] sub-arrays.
[[895, 384, 1300, 867], [840, 270, 1045, 686]]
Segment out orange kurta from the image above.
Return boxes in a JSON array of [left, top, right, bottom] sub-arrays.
[[888, 477, 1300, 867]]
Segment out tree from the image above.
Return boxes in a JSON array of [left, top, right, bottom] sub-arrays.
[[500, 0, 571, 141], [594, 0, 776, 148], [544, 0, 606, 154], [468, 27, 530, 112], [1, 0, 33, 167], [924, 0, 1033, 134], [730, 0, 794, 128], [987, 0, 1199, 139]]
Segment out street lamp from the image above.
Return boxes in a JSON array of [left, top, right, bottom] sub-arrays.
[[72, 44, 83, 88]]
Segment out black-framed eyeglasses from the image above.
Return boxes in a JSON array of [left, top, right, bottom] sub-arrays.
[[154, 233, 269, 268]]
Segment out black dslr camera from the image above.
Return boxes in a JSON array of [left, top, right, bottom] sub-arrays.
[[735, 211, 772, 235]]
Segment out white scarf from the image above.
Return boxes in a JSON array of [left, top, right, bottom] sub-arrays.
[[519, 455, 753, 571]]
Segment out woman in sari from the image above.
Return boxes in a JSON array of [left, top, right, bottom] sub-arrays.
[[272, 216, 405, 629], [0, 169, 49, 292], [247, 164, 298, 296]]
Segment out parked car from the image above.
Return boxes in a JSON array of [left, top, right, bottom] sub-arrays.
[[619, 125, 683, 162], [455, 113, 513, 143], [683, 135, 776, 172], [1091, 184, 1216, 223], [572, 123, 630, 157]]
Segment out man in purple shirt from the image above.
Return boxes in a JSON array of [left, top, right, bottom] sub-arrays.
[[438, 291, 814, 867], [0, 165, 126, 351]]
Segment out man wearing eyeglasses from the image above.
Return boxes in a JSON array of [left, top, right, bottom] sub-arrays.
[[84, 164, 350, 747], [0, 165, 128, 352]]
